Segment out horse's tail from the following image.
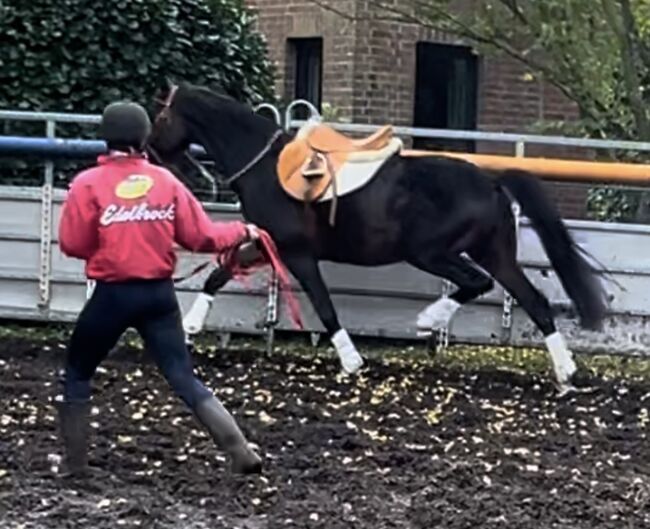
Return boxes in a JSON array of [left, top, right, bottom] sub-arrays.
[[497, 170, 608, 330]]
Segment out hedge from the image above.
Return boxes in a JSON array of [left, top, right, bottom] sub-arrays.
[[0, 0, 276, 194]]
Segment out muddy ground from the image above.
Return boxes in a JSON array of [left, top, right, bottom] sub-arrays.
[[0, 327, 649, 528]]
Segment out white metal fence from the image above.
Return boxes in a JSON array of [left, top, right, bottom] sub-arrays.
[[1, 185, 650, 356]]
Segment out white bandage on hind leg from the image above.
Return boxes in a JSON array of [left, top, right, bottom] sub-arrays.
[[331, 329, 364, 374], [544, 332, 577, 385], [417, 297, 461, 330], [183, 293, 214, 335]]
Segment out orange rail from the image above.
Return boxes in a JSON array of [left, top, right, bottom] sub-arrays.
[[401, 149, 650, 185]]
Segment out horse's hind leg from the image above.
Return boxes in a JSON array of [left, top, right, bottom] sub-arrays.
[[473, 232, 581, 396], [407, 251, 495, 336]]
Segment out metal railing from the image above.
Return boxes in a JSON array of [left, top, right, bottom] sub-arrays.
[[0, 110, 100, 186], [286, 119, 650, 158], [4, 99, 650, 189]]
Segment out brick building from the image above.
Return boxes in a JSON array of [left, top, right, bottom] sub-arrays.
[[245, 0, 590, 217]]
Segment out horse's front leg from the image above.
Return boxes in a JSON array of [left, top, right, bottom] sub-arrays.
[[281, 252, 364, 374], [182, 267, 233, 337], [182, 242, 261, 337]]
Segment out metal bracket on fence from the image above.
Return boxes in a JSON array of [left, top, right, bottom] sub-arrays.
[[284, 100, 321, 131], [219, 332, 231, 349], [264, 271, 280, 354], [435, 279, 452, 352], [500, 201, 521, 341], [37, 182, 53, 308], [254, 103, 282, 126]]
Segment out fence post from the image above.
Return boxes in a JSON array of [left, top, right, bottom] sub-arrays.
[[434, 279, 452, 354], [37, 120, 56, 309], [264, 272, 279, 354], [500, 140, 525, 342], [38, 182, 53, 308], [44, 121, 55, 185], [251, 102, 283, 353], [255, 98, 323, 350]]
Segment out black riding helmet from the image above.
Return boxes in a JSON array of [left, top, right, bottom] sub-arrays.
[[99, 101, 152, 152]]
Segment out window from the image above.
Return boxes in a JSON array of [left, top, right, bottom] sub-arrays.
[[288, 37, 323, 119], [413, 42, 478, 152]]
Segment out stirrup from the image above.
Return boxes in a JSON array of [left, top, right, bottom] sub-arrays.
[[302, 153, 327, 179]]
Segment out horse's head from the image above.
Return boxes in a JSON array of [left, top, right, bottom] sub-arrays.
[[148, 79, 283, 191], [147, 80, 192, 164]]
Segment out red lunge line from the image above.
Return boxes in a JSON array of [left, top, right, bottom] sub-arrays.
[[208, 230, 304, 330]]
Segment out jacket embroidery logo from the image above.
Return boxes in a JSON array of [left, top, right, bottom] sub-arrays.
[[100, 203, 176, 226], [115, 174, 154, 199]]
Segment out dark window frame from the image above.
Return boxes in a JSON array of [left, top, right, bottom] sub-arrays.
[[288, 37, 323, 118], [413, 41, 479, 152]]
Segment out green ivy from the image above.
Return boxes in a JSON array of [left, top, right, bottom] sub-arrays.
[[0, 0, 276, 191]]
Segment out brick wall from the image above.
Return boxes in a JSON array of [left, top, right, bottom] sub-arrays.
[[246, 0, 359, 117], [245, 0, 590, 219]]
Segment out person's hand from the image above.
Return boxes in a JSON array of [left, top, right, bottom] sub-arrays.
[[245, 223, 261, 241]]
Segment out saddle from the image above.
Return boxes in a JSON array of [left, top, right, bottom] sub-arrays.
[[277, 120, 401, 225], [305, 124, 394, 153]]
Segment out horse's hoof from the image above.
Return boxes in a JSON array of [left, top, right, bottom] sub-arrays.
[[416, 298, 461, 331], [341, 353, 364, 374], [554, 377, 598, 399], [555, 383, 578, 399]]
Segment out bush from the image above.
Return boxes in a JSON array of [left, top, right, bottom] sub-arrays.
[[0, 0, 276, 191]]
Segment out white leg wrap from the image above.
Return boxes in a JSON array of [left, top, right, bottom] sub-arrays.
[[183, 293, 214, 335], [417, 297, 461, 330], [544, 332, 577, 385], [331, 329, 364, 374]]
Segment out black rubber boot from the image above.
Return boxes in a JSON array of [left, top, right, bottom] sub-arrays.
[[193, 396, 262, 474], [56, 400, 90, 477]]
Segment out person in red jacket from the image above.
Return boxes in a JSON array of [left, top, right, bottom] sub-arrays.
[[57, 101, 262, 477]]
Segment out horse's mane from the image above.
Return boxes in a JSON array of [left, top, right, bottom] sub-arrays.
[[179, 82, 249, 112], [175, 81, 285, 144], [186, 82, 237, 102]]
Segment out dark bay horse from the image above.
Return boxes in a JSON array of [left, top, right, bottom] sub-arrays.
[[147, 82, 608, 396]]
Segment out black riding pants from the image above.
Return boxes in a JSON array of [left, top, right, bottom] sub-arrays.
[[63, 278, 212, 409]]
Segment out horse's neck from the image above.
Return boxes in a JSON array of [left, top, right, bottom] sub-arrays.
[[232, 134, 291, 197], [189, 106, 280, 178]]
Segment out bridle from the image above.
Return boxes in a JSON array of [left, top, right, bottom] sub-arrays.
[[149, 83, 284, 191], [152, 84, 178, 126]]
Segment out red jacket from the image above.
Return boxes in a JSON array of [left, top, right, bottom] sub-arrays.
[[58, 152, 249, 282]]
